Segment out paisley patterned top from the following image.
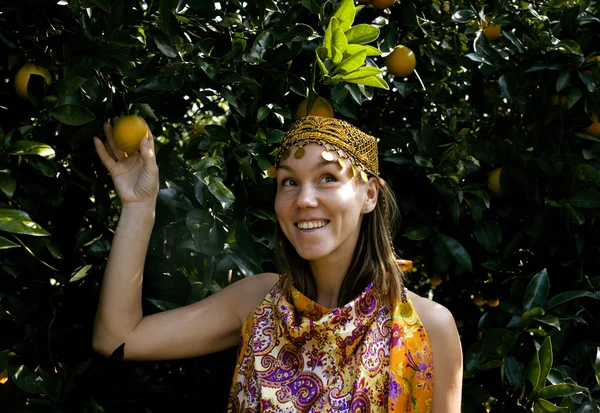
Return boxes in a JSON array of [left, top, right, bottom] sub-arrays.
[[228, 275, 434, 412]]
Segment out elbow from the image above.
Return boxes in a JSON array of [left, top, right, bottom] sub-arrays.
[[92, 327, 126, 359]]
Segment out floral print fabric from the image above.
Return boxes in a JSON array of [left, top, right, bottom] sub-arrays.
[[228, 268, 433, 412]]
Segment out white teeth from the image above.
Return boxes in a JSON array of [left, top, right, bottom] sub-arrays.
[[297, 221, 328, 230]]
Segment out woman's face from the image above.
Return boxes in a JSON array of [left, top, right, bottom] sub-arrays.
[[275, 143, 377, 263]]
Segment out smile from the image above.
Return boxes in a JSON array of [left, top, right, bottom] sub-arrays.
[[295, 220, 330, 230]]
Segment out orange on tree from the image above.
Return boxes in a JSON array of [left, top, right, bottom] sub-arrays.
[[430, 274, 443, 286], [296, 97, 334, 118], [370, 0, 396, 9], [0, 369, 8, 385], [583, 112, 600, 137], [481, 16, 501, 41], [487, 297, 500, 307], [112, 115, 149, 155], [473, 293, 487, 306], [385, 45, 417, 77], [14, 62, 52, 99], [488, 167, 502, 196]]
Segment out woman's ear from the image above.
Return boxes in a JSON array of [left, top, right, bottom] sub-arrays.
[[364, 177, 379, 212]]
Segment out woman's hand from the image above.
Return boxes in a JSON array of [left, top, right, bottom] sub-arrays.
[[93, 119, 159, 207]]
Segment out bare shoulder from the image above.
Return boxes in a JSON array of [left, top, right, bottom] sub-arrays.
[[227, 272, 280, 322], [407, 290, 463, 412], [406, 290, 457, 334]]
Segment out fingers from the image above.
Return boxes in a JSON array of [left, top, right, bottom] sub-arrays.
[[94, 136, 117, 171], [104, 121, 125, 161]]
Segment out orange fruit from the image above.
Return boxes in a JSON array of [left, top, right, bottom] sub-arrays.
[[0, 369, 8, 385], [487, 297, 500, 307], [370, 0, 396, 8], [583, 113, 600, 137], [386, 45, 417, 77], [473, 294, 487, 306], [430, 274, 443, 286], [488, 167, 501, 196], [112, 115, 149, 154], [482, 16, 501, 41], [296, 97, 334, 118], [14, 63, 52, 99]]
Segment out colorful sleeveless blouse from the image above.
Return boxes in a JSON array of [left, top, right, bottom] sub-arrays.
[[228, 272, 434, 412]]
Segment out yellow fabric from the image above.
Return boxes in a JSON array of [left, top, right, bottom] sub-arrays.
[[228, 271, 434, 412]]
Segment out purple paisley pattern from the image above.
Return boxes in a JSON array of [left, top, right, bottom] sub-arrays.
[[227, 281, 434, 412]]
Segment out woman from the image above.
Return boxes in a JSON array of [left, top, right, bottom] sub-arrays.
[[93, 115, 463, 412]]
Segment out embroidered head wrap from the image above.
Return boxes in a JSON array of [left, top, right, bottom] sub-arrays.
[[266, 116, 379, 182]]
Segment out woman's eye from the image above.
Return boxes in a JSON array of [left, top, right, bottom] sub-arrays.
[[321, 174, 336, 183], [281, 178, 297, 187]]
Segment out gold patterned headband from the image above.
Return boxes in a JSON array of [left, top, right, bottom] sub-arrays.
[[266, 116, 379, 181]]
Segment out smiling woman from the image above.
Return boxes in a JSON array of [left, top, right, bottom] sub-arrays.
[[92, 115, 462, 413]]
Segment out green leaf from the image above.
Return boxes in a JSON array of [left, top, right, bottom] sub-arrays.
[[235, 226, 261, 269], [344, 24, 379, 45], [569, 189, 600, 208], [51, 104, 96, 126], [332, 27, 348, 64], [7, 365, 42, 393], [0, 208, 50, 236], [90, 0, 111, 12], [545, 290, 598, 309], [403, 226, 433, 240], [535, 384, 588, 399], [528, 347, 542, 390], [554, 40, 583, 56], [482, 328, 518, 360], [185, 209, 225, 256], [243, 30, 274, 64], [556, 70, 570, 92], [332, 66, 382, 80], [333, 50, 367, 75], [0, 170, 16, 199], [534, 399, 569, 413], [564, 88, 581, 109], [535, 337, 553, 392], [345, 44, 381, 57], [0, 235, 19, 249], [316, 47, 329, 75], [504, 355, 526, 392], [70, 264, 93, 283], [257, 106, 270, 123], [437, 232, 473, 273], [205, 175, 235, 211], [341, 74, 388, 89], [533, 315, 561, 330], [150, 30, 178, 58], [323, 17, 337, 59], [452, 10, 477, 23], [332, 0, 355, 32], [594, 347, 600, 386], [523, 269, 550, 312], [474, 220, 502, 252], [8, 141, 55, 158]]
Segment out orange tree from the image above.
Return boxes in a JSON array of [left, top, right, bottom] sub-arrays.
[[1, 0, 599, 412]]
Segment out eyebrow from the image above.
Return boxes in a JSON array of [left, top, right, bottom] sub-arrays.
[[277, 160, 340, 172]]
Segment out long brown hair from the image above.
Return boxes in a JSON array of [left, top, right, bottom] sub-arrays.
[[275, 176, 404, 308]]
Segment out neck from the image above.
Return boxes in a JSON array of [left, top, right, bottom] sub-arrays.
[[309, 245, 356, 309]]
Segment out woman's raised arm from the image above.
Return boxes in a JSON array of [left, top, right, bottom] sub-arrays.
[[92, 120, 278, 360]]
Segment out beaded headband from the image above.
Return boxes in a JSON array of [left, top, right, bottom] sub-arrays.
[[266, 116, 379, 180]]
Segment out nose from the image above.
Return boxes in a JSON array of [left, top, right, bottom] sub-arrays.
[[295, 184, 319, 209]]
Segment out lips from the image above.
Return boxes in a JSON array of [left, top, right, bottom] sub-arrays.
[[295, 220, 330, 230]]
